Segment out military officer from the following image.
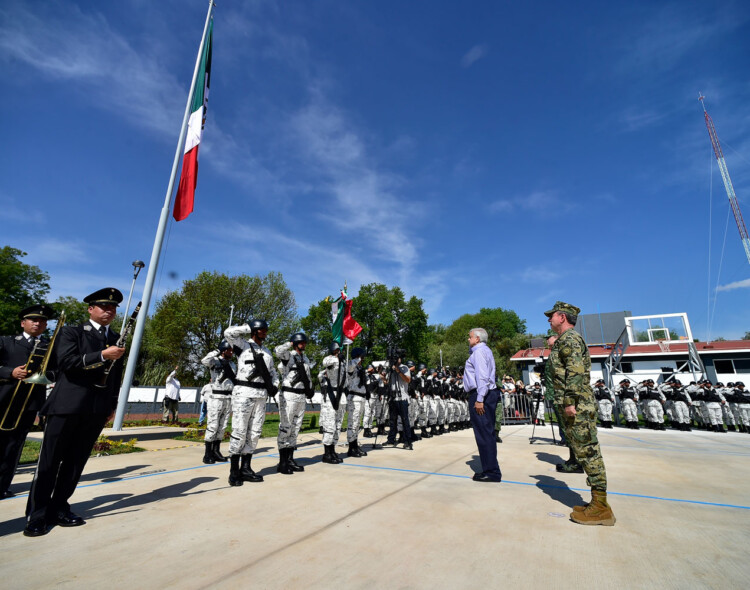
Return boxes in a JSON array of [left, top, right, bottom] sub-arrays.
[[25, 288, 126, 537], [200, 340, 235, 464], [545, 301, 615, 526], [660, 378, 692, 431], [320, 342, 347, 463], [224, 319, 278, 485], [700, 380, 726, 433], [0, 304, 57, 500], [275, 332, 313, 474], [345, 347, 369, 457], [616, 379, 639, 429], [638, 379, 666, 430], [361, 364, 379, 438], [593, 379, 615, 428]]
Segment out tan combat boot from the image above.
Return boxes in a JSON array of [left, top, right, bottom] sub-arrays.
[[570, 490, 616, 526]]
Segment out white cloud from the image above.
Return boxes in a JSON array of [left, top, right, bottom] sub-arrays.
[[461, 44, 488, 68], [716, 278, 750, 292], [521, 266, 561, 284], [489, 190, 567, 214]]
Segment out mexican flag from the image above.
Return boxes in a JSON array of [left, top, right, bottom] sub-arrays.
[[331, 288, 362, 345], [173, 19, 213, 222]]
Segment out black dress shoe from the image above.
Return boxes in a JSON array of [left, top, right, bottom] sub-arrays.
[[56, 511, 85, 527], [1, 490, 15, 499], [24, 519, 50, 537], [473, 473, 502, 482], [403, 443, 413, 450]]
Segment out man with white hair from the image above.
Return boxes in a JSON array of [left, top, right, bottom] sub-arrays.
[[464, 327, 501, 482]]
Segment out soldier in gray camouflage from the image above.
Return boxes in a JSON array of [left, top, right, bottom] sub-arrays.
[[200, 341, 235, 464], [545, 301, 615, 526]]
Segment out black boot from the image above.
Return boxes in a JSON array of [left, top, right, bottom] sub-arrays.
[[659, 423, 666, 431], [240, 454, 263, 482], [322, 444, 342, 464], [421, 426, 432, 438], [397, 432, 405, 445], [288, 448, 304, 472], [277, 448, 294, 475], [203, 442, 216, 464], [228, 455, 243, 487], [212, 440, 228, 462], [347, 441, 365, 457], [363, 428, 374, 438]]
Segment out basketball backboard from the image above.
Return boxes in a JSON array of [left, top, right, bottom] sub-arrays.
[[625, 313, 693, 346]]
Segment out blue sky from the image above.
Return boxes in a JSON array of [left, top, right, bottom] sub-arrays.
[[1, 0, 749, 340]]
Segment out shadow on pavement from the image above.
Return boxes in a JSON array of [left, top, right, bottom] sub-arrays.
[[534, 452, 563, 465], [465, 455, 483, 473], [530, 474, 585, 509]]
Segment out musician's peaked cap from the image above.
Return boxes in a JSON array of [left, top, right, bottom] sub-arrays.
[[84, 287, 123, 306], [18, 304, 56, 320], [544, 301, 581, 317]]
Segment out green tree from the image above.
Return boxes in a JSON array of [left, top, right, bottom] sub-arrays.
[[137, 271, 298, 385], [53, 295, 90, 326], [744, 331, 750, 341], [0, 246, 50, 334]]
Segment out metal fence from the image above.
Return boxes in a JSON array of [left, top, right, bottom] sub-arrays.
[[499, 392, 549, 426]]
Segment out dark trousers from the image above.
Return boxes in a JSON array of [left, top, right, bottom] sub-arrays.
[[0, 410, 37, 493], [469, 389, 501, 478], [387, 399, 413, 444], [26, 413, 108, 521]]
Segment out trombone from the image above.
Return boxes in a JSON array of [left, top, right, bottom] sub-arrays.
[[0, 311, 65, 431]]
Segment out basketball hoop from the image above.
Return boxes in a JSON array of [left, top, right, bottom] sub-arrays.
[[656, 339, 671, 353]]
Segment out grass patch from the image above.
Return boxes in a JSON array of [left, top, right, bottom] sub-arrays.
[[20, 436, 145, 465], [173, 412, 323, 442]]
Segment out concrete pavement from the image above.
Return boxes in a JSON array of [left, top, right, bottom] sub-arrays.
[[1, 425, 749, 589]]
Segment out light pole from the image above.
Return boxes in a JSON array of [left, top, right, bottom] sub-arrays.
[[121, 260, 145, 333]]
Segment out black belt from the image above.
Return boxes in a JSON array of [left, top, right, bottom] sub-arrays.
[[235, 380, 266, 388], [348, 390, 367, 397], [281, 386, 308, 394], [212, 389, 231, 395]]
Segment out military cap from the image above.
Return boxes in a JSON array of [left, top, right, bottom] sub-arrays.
[[18, 304, 56, 320], [84, 287, 123, 306], [249, 319, 269, 332], [619, 378, 631, 384], [544, 301, 581, 317]]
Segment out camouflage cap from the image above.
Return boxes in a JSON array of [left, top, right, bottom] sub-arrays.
[[544, 301, 581, 317]]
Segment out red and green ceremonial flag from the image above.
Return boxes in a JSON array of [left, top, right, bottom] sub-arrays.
[[173, 20, 213, 222], [331, 287, 362, 345]]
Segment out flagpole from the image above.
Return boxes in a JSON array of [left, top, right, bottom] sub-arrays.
[[113, 1, 216, 431]]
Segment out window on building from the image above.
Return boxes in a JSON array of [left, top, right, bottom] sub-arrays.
[[620, 362, 633, 373], [733, 359, 750, 374], [714, 359, 735, 374]]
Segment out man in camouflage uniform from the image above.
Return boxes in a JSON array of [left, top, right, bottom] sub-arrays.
[[200, 340, 235, 464], [345, 347, 369, 457], [593, 379, 615, 428], [361, 364, 379, 437], [275, 332, 314, 474], [545, 301, 615, 526], [319, 342, 348, 463]]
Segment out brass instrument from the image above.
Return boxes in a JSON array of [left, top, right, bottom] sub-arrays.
[[0, 311, 65, 431], [95, 301, 141, 388]]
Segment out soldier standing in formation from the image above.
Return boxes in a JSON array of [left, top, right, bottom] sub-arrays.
[[0, 304, 56, 500], [616, 379, 639, 429], [25, 288, 126, 537], [319, 342, 347, 464], [200, 340, 235, 464], [545, 301, 615, 526], [275, 332, 313, 474], [224, 320, 278, 485], [660, 378, 693, 431], [345, 347, 369, 458], [637, 379, 666, 430], [593, 379, 615, 428], [361, 364, 379, 437]]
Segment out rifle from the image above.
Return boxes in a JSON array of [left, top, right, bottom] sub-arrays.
[[249, 343, 278, 397], [290, 354, 314, 398]]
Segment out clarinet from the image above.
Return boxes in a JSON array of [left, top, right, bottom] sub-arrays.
[[96, 301, 142, 388]]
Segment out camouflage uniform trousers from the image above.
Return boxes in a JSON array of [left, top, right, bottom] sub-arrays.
[[556, 398, 607, 491], [704, 402, 723, 426], [722, 404, 737, 427], [277, 390, 306, 450], [204, 393, 231, 443], [321, 395, 345, 446], [494, 400, 503, 433], [738, 403, 750, 427], [427, 396, 438, 425], [664, 401, 675, 423], [620, 399, 639, 422], [408, 397, 419, 429], [346, 394, 366, 443], [417, 396, 428, 428], [362, 396, 376, 429], [596, 399, 613, 423], [645, 400, 664, 423], [436, 398, 447, 426], [673, 401, 691, 424], [229, 389, 267, 455], [691, 401, 705, 426]]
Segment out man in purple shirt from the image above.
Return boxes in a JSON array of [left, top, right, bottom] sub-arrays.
[[465, 328, 502, 482]]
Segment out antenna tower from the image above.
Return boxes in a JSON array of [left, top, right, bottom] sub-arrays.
[[699, 95, 750, 265]]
